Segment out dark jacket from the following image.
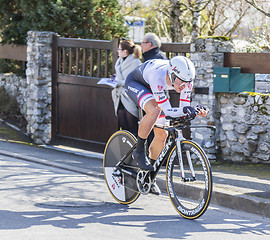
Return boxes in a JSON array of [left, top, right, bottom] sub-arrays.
[[142, 47, 167, 62]]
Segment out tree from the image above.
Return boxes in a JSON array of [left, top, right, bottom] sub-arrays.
[[118, 0, 269, 43], [187, 0, 212, 41], [201, 0, 251, 38], [0, 0, 127, 44]]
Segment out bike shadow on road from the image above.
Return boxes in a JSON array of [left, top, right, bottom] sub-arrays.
[[0, 203, 269, 239]]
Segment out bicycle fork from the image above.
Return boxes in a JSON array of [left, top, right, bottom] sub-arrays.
[[175, 129, 196, 182]]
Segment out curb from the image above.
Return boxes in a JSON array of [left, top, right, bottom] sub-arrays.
[[211, 185, 270, 218], [41, 145, 104, 160], [0, 149, 103, 178], [156, 177, 270, 218]]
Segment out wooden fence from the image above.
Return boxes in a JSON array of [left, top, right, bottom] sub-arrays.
[[224, 52, 270, 74], [0, 44, 27, 61]]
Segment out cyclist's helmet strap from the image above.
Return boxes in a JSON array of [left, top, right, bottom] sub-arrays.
[[168, 56, 195, 86]]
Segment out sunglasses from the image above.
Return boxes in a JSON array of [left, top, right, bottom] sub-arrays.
[[171, 73, 190, 86]]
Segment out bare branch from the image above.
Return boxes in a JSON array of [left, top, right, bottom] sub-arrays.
[[244, 0, 270, 17], [176, 0, 212, 12], [225, 5, 251, 37]]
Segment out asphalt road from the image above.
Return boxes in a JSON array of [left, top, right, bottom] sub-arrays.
[[0, 154, 269, 240]]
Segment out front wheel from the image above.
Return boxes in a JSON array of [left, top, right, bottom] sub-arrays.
[[166, 140, 212, 219]]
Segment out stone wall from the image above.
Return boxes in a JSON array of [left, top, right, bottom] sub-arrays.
[[0, 31, 54, 144], [25, 31, 54, 144], [189, 38, 269, 164], [216, 92, 270, 163]]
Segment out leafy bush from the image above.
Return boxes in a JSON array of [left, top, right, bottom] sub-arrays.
[[0, 0, 128, 44], [0, 86, 27, 130], [0, 59, 26, 76]]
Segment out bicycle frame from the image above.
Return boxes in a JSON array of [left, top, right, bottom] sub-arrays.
[[114, 128, 175, 183], [115, 123, 216, 184], [115, 125, 182, 183]]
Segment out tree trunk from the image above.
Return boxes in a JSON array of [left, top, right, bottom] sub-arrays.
[[191, 0, 202, 41], [169, 0, 184, 42]]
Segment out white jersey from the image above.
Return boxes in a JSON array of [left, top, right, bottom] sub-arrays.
[[142, 59, 193, 118]]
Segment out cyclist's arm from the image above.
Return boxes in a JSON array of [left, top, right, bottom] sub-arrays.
[[150, 86, 186, 118], [179, 83, 193, 108], [151, 82, 193, 118]]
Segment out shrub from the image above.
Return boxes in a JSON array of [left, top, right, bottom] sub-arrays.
[[0, 86, 27, 130]]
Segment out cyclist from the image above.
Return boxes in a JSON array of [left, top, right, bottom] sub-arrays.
[[125, 56, 207, 195]]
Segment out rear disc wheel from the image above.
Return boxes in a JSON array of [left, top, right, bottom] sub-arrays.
[[103, 130, 140, 204]]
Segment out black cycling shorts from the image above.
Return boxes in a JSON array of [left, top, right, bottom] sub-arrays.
[[125, 66, 154, 110]]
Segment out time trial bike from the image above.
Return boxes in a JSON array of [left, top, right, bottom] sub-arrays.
[[103, 115, 215, 219]]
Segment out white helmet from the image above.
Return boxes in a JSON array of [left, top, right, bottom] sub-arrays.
[[168, 56, 195, 85]]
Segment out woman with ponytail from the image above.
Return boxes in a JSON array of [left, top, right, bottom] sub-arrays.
[[111, 40, 142, 136]]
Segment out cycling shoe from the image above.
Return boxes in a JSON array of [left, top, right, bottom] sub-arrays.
[[150, 180, 161, 195], [132, 150, 154, 171]]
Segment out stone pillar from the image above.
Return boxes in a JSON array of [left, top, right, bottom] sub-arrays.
[[25, 31, 54, 144], [190, 38, 233, 160]]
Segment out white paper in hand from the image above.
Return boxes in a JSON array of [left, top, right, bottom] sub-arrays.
[[97, 75, 117, 88]]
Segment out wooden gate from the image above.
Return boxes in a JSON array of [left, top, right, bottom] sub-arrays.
[[51, 36, 119, 151], [51, 35, 190, 151]]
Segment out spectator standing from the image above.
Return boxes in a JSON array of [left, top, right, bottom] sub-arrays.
[[111, 40, 142, 136], [141, 32, 167, 62]]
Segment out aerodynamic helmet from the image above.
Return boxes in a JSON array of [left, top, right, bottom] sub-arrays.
[[168, 56, 195, 85]]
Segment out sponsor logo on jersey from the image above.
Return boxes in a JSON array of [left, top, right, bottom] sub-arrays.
[[137, 89, 144, 99], [157, 85, 163, 91], [144, 95, 153, 102], [128, 86, 139, 93], [167, 109, 178, 112], [158, 96, 166, 101]]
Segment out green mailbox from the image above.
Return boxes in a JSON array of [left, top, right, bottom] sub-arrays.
[[213, 67, 255, 93]]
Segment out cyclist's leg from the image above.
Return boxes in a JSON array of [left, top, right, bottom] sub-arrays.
[[148, 127, 168, 160], [133, 99, 161, 171], [147, 127, 168, 195], [125, 71, 160, 171], [138, 99, 161, 139]]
